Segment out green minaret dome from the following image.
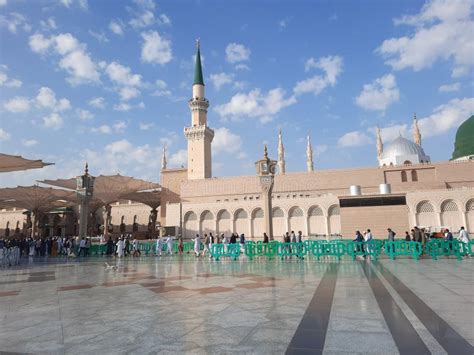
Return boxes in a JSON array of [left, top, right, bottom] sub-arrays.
[[193, 41, 204, 86], [451, 115, 474, 160]]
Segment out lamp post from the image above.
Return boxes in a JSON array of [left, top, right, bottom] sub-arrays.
[[255, 145, 278, 240], [76, 163, 94, 239]]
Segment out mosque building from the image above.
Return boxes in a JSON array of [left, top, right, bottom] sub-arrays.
[[1, 44, 474, 239]]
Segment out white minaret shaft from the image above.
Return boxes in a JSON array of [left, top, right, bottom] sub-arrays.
[[277, 129, 285, 174], [161, 146, 167, 170], [306, 134, 314, 172], [413, 113, 421, 146], [376, 126, 383, 161]]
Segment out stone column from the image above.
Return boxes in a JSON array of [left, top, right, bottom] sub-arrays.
[[103, 204, 111, 239], [79, 199, 89, 238], [305, 215, 310, 237], [30, 210, 37, 239], [259, 176, 275, 240]]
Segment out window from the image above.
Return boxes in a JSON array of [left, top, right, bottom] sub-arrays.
[[401, 171, 407, 182], [403, 160, 412, 165], [411, 170, 418, 182]]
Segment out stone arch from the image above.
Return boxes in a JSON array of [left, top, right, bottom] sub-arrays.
[[183, 211, 198, 238], [251, 207, 264, 238], [234, 208, 249, 236], [411, 170, 418, 182], [216, 209, 231, 236], [5, 221, 10, 237], [308, 205, 325, 235], [416, 200, 436, 227], [200, 210, 214, 235], [272, 207, 285, 237], [328, 205, 341, 235], [440, 199, 462, 231], [288, 206, 305, 234], [466, 199, 474, 233]]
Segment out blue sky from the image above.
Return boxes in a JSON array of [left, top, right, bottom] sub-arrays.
[[0, 0, 473, 186]]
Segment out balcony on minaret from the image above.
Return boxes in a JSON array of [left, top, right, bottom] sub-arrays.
[[188, 97, 209, 127]]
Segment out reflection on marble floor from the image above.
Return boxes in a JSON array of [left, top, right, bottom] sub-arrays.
[[0, 256, 473, 354]]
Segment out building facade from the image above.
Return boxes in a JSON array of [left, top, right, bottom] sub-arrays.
[[1, 45, 474, 239]]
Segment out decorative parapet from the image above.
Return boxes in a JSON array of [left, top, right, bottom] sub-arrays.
[[184, 125, 214, 141], [188, 98, 209, 112]]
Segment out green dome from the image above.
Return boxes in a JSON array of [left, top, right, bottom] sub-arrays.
[[451, 115, 474, 160]]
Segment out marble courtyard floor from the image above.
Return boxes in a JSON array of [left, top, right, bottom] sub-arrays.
[[0, 256, 473, 354]]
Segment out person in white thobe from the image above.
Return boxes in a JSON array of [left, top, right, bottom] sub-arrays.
[[193, 234, 201, 256], [116, 238, 125, 257], [167, 236, 174, 255], [458, 227, 470, 244], [364, 229, 373, 256], [155, 237, 162, 256]]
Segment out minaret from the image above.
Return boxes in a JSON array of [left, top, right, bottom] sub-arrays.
[[277, 129, 285, 174], [413, 113, 421, 146], [161, 146, 167, 170], [184, 40, 214, 179], [376, 126, 383, 161], [306, 134, 314, 172]]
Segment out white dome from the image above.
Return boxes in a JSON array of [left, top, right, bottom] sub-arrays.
[[380, 136, 430, 166]]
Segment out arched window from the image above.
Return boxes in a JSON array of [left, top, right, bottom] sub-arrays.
[[411, 170, 418, 182], [401, 171, 407, 182], [403, 160, 412, 165]]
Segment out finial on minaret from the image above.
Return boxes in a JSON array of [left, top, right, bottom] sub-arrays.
[[161, 145, 167, 170], [196, 38, 200, 50], [306, 134, 314, 172], [376, 126, 383, 161], [277, 129, 285, 174], [84, 162, 89, 175], [264, 144, 268, 160], [413, 112, 421, 146]]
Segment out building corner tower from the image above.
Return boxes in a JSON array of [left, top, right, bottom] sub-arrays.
[[184, 40, 214, 180]]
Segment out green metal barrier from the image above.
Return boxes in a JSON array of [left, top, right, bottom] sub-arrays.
[[210, 243, 241, 260], [364, 240, 382, 260], [311, 241, 345, 260], [345, 241, 367, 260], [384, 240, 422, 260], [244, 241, 279, 259], [278, 242, 307, 259], [425, 239, 467, 260], [469, 240, 474, 256], [138, 242, 152, 255]]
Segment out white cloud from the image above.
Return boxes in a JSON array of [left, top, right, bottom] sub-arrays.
[[105, 61, 142, 86], [0, 12, 31, 34], [113, 120, 127, 133], [0, 0, 7, 7], [119, 87, 140, 101], [29, 33, 53, 54], [215, 88, 296, 123], [21, 139, 38, 147], [294, 55, 343, 96], [152, 79, 171, 97], [0, 128, 10, 141], [338, 131, 372, 147], [76, 108, 94, 121], [92, 124, 112, 134], [139, 122, 154, 130], [130, 10, 154, 28], [314, 144, 328, 156], [40, 17, 57, 31], [169, 149, 187, 167], [29, 33, 100, 85], [158, 14, 171, 26], [35, 87, 71, 111], [234, 64, 250, 71], [0, 67, 22, 88], [417, 97, 474, 138], [89, 30, 109, 43], [355, 74, 400, 112], [212, 127, 243, 156], [60, 0, 88, 10], [439, 82, 461, 93], [140, 31, 172, 65], [377, 0, 474, 77], [88, 97, 105, 109], [225, 43, 251, 63], [113, 103, 132, 111], [209, 72, 233, 91], [3, 96, 30, 113], [42, 112, 63, 129], [109, 20, 124, 35]]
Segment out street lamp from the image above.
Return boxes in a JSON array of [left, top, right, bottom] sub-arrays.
[[76, 163, 94, 238], [255, 145, 278, 240]]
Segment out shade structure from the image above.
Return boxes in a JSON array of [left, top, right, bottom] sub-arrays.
[[0, 185, 76, 238], [0, 153, 53, 173], [121, 190, 161, 209], [39, 174, 161, 205]]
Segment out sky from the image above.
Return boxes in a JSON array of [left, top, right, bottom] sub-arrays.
[[0, 0, 473, 187]]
